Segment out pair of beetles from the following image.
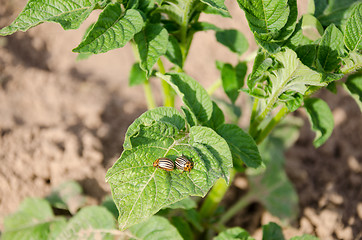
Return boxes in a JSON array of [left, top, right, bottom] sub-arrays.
[[153, 155, 193, 173]]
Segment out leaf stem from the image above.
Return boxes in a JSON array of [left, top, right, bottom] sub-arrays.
[[143, 79, 157, 109], [255, 105, 289, 144], [218, 192, 253, 225], [207, 79, 222, 95], [249, 92, 279, 138], [130, 41, 157, 109], [199, 170, 235, 219], [157, 58, 175, 107]]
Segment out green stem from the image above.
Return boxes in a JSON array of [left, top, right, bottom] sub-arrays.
[[157, 58, 175, 107], [199, 170, 236, 219], [143, 80, 157, 109], [207, 79, 222, 96], [130, 41, 157, 109], [255, 105, 289, 144], [218, 192, 253, 225], [249, 92, 279, 138]]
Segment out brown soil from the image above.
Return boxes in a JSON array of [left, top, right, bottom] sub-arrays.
[[0, 0, 361, 239]]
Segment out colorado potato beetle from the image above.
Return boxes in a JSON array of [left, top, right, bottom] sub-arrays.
[[175, 155, 193, 173], [153, 158, 174, 171]]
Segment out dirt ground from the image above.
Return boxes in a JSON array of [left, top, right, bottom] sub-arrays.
[[0, 0, 361, 239]]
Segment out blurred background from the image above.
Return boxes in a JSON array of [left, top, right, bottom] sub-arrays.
[[0, 0, 361, 239]]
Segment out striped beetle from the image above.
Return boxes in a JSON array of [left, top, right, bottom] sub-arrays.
[[175, 155, 193, 173], [153, 158, 174, 171]]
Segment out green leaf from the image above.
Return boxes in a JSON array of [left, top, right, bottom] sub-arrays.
[[315, 0, 359, 27], [270, 49, 325, 99], [295, 44, 318, 67], [200, 0, 228, 13], [214, 227, 255, 240], [343, 73, 362, 111], [3, 198, 66, 240], [247, 52, 273, 89], [304, 98, 334, 148], [130, 216, 183, 240], [344, 2, 362, 52], [106, 108, 232, 230], [301, 14, 324, 41], [102, 195, 119, 219], [215, 29, 249, 55], [190, 22, 222, 32], [247, 122, 300, 220], [317, 24, 344, 72], [237, 0, 290, 38], [46, 180, 85, 214], [129, 63, 147, 86], [165, 35, 183, 68], [56, 206, 116, 240], [73, 6, 144, 54], [166, 197, 197, 209], [157, 73, 213, 124], [262, 222, 285, 240], [220, 62, 247, 103], [216, 124, 264, 170], [124, 107, 186, 150], [135, 24, 169, 74], [203, 5, 232, 18], [289, 235, 320, 240], [341, 51, 362, 74], [171, 216, 194, 240], [276, 0, 298, 41], [0, 0, 97, 36], [206, 101, 225, 130], [184, 209, 204, 232], [76, 23, 96, 60]]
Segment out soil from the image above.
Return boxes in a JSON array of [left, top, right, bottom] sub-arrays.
[[0, 0, 361, 239]]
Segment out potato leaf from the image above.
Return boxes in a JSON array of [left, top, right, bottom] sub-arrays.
[[215, 29, 249, 56], [304, 98, 334, 148], [344, 2, 362, 52], [130, 216, 183, 240], [262, 222, 285, 240], [215, 227, 255, 240], [73, 6, 144, 54], [0, 0, 98, 35], [200, 0, 228, 14], [237, 0, 290, 38], [46, 180, 85, 214], [135, 24, 169, 74], [343, 73, 362, 111], [217, 124, 263, 170], [269, 49, 325, 99], [317, 24, 344, 72], [129, 63, 147, 86], [157, 73, 213, 124], [106, 108, 232, 230], [56, 206, 116, 240], [3, 198, 66, 240]]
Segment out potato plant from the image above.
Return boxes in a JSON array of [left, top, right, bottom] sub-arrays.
[[1, 0, 361, 239]]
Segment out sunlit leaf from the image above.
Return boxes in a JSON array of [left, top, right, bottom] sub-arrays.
[[73, 6, 144, 54], [0, 0, 98, 35]]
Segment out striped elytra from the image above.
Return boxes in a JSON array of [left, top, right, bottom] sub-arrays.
[[153, 158, 174, 171], [175, 155, 193, 173]]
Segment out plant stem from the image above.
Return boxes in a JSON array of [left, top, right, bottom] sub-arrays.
[[255, 105, 289, 144], [207, 79, 222, 95], [199, 170, 236, 219], [249, 91, 279, 138], [157, 58, 175, 107], [218, 192, 253, 225], [143, 79, 157, 109], [130, 41, 157, 110]]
